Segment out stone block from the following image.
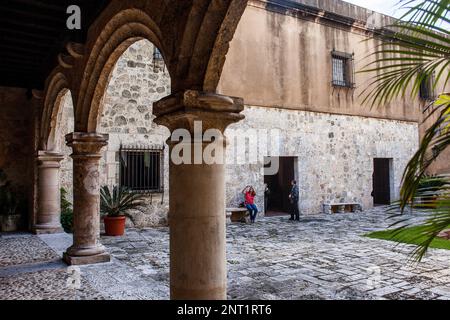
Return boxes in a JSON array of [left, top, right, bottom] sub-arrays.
[[63, 252, 111, 266]]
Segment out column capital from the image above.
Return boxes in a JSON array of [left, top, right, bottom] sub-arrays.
[[37, 151, 64, 167], [66, 132, 108, 157], [153, 90, 245, 132]]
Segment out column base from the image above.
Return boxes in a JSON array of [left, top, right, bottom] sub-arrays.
[[63, 252, 111, 266], [32, 224, 64, 235], [171, 286, 227, 300]]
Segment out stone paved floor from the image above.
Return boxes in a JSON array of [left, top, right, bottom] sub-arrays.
[[1, 206, 450, 300]]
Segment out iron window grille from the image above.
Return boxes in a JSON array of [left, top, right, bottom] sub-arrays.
[[331, 50, 355, 88], [419, 72, 436, 101], [119, 145, 164, 193]]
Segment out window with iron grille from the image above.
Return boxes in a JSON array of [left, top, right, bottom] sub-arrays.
[[119, 146, 164, 193], [331, 51, 355, 88], [419, 72, 436, 101]]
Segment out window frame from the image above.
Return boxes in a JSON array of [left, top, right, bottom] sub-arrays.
[[118, 145, 164, 194], [331, 50, 355, 89], [419, 71, 436, 101]]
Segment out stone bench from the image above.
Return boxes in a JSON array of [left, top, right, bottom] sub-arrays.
[[226, 207, 249, 223], [323, 202, 362, 214]]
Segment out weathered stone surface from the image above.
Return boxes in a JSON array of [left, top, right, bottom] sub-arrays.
[[0, 234, 59, 268], [0, 269, 105, 300], [0, 87, 33, 209], [64, 133, 110, 265], [34, 151, 65, 234], [58, 41, 171, 226], [2, 206, 450, 300], [225, 106, 419, 215]]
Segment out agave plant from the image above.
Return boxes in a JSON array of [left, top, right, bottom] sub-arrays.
[[361, 0, 450, 261], [100, 185, 146, 218]]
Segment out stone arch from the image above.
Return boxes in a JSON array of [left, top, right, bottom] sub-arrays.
[[72, 0, 249, 132], [176, 0, 249, 92], [75, 8, 168, 133], [40, 71, 71, 151]]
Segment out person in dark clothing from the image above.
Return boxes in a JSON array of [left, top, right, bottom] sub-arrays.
[[288, 180, 300, 221]]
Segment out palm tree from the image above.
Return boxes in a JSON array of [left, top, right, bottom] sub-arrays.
[[361, 0, 450, 261]]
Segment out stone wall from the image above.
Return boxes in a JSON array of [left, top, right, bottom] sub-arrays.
[[218, 3, 422, 123], [419, 105, 450, 175], [58, 92, 74, 202], [225, 106, 419, 215], [0, 87, 34, 219], [97, 40, 171, 227], [55, 37, 421, 225]]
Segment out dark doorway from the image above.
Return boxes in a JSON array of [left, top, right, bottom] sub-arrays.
[[372, 158, 392, 205], [264, 157, 296, 216]]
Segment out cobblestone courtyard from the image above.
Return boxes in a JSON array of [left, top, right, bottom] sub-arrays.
[[1, 207, 450, 300]]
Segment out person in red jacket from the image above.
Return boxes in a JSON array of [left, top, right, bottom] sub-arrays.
[[242, 185, 258, 223]]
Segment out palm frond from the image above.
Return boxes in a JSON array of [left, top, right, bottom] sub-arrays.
[[359, 0, 450, 108], [360, 0, 450, 261]]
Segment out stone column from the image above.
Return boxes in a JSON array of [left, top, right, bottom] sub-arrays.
[[154, 90, 244, 300], [33, 151, 64, 234], [63, 132, 110, 265]]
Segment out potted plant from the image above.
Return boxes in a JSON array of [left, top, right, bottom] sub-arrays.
[[100, 185, 145, 236], [0, 170, 24, 232]]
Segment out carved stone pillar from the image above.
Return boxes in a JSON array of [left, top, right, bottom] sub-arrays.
[[154, 90, 244, 300], [63, 132, 110, 265], [33, 151, 64, 234]]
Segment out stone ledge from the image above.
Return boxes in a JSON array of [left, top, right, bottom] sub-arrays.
[[32, 226, 64, 235]]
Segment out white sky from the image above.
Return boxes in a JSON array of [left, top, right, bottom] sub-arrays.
[[343, 0, 449, 28], [342, 0, 411, 18]]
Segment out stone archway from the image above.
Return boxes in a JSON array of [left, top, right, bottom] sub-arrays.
[[38, 0, 249, 300], [96, 39, 172, 228], [40, 72, 70, 151]]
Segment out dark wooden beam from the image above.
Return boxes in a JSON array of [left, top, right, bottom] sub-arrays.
[[0, 44, 46, 55], [4, 0, 63, 13], [0, 5, 65, 23], [0, 28, 57, 41]]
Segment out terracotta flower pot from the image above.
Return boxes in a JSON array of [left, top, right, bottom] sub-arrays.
[[104, 216, 126, 236]]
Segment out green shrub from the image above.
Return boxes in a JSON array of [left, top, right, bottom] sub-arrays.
[[60, 188, 73, 233]]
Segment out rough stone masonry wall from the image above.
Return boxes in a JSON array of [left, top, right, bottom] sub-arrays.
[[225, 106, 419, 215], [58, 92, 75, 202], [97, 40, 171, 227], [0, 87, 33, 219], [0, 87, 33, 185]]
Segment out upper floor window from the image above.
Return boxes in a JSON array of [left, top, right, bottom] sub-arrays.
[[331, 51, 355, 88], [153, 47, 165, 72], [153, 47, 163, 63], [419, 72, 436, 101], [119, 146, 164, 193]]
